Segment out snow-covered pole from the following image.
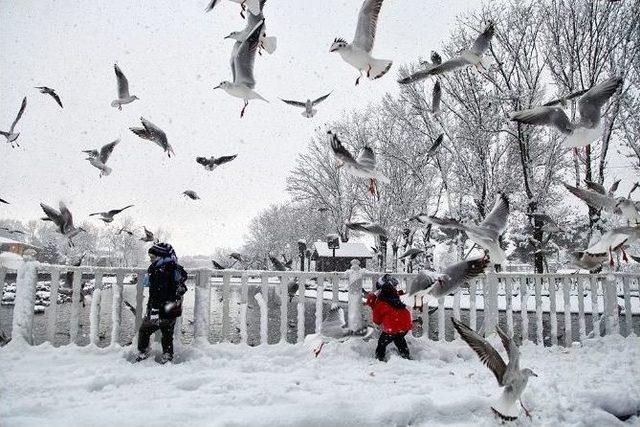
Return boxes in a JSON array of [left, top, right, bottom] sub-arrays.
[[483, 269, 499, 336], [10, 249, 38, 346], [46, 268, 61, 343], [254, 290, 268, 345], [347, 259, 363, 332], [110, 271, 124, 346], [89, 271, 104, 346], [69, 269, 83, 344], [193, 269, 212, 344]]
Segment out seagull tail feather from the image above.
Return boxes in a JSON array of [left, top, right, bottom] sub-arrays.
[[262, 36, 277, 54], [369, 59, 393, 80]]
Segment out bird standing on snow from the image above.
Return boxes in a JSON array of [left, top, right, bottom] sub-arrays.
[[196, 154, 237, 171], [182, 190, 200, 200], [215, 20, 268, 118], [398, 22, 495, 84], [89, 205, 134, 223], [328, 130, 390, 197], [224, 0, 276, 55], [205, 0, 261, 19], [35, 86, 63, 108], [510, 77, 623, 148], [1, 97, 27, 148], [40, 202, 85, 246], [83, 139, 120, 177], [329, 0, 393, 86], [406, 256, 489, 299], [410, 194, 510, 264], [451, 318, 537, 421], [280, 92, 332, 118], [130, 117, 174, 157], [111, 64, 139, 110]]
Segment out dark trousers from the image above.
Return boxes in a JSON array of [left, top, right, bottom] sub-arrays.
[[376, 332, 410, 360], [137, 317, 176, 355]]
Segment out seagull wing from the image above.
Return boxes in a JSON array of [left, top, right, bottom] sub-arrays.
[[479, 194, 509, 233], [608, 179, 621, 194], [329, 131, 357, 166], [212, 260, 226, 270], [586, 231, 628, 256], [432, 80, 441, 114], [451, 318, 507, 386], [140, 117, 169, 150], [398, 69, 432, 85], [48, 90, 63, 108], [542, 88, 588, 107], [564, 183, 616, 211], [584, 180, 606, 195], [9, 97, 27, 133], [356, 146, 377, 169], [510, 106, 573, 134], [578, 77, 622, 128], [470, 21, 495, 56], [0, 198, 8, 204], [204, 0, 221, 12], [40, 203, 62, 227], [233, 20, 264, 88], [130, 127, 152, 141], [431, 51, 442, 65], [427, 56, 471, 76], [59, 202, 75, 233], [109, 205, 134, 216], [427, 216, 466, 231], [114, 64, 130, 98], [280, 98, 306, 108], [312, 91, 332, 106], [214, 154, 238, 165], [496, 325, 519, 368], [441, 256, 490, 293], [98, 139, 120, 164], [353, 0, 385, 53]]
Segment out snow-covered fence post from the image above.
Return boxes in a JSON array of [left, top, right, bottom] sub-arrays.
[[520, 277, 529, 342], [589, 277, 601, 337], [221, 272, 231, 342], [549, 277, 558, 346], [296, 274, 306, 343], [534, 276, 543, 344], [622, 276, 633, 336], [603, 275, 619, 336], [483, 271, 499, 336], [193, 269, 212, 344], [0, 267, 5, 292], [315, 276, 325, 334], [437, 296, 445, 341], [89, 271, 104, 346], [239, 273, 249, 344], [110, 271, 124, 346], [254, 290, 268, 345], [69, 269, 83, 344], [279, 273, 289, 344], [347, 260, 363, 332], [331, 272, 340, 306], [562, 277, 572, 346], [46, 267, 61, 343], [577, 276, 586, 342], [469, 279, 477, 332], [10, 250, 38, 345], [505, 277, 513, 337]]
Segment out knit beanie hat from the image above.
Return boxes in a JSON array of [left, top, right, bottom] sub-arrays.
[[148, 242, 175, 259]]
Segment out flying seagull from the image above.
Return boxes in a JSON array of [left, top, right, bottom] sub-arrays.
[[585, 226, 640, 266], [345, 221, 388, 238], [420, 50, 443, 68], [309, 305, 373, 357], [83, 139, 120, 177], [563, 182, 638, 224], [406, 256, 490, 298], [212, 259, 228, 270], [40, 202, 85, 246], [196, 154, 237, 171], [329, 0, 393, 86], [117, 227, 134, 236], [111, 64, 139, 110], [140, 227, 157, 243], [130, 117, 174, 157], [224, 0, 276, 55], [0, 197, 8, 204], [451, 318, 537, 421], [183, 190, 200, 200], [328, 130, 390, 197], [398, 22, 495, 84], [89, 205, 134, 223], [510, 77, 623, 147], [410, 194, 510, 264], [280, 92, 332, 118], [205, 0, 261, 18], [1, 97, 27, 148], [214, 20, 268, 118], [35, 86, 63, 108]]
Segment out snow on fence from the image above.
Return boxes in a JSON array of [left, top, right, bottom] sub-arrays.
[[0, 260, 639, 348]]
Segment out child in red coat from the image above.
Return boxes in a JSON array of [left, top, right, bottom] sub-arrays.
[[366, 274, 412, 361]]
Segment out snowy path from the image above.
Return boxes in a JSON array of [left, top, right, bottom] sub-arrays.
[[1, 336, 639, 426]]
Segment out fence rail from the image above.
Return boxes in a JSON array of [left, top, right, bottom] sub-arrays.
[[1, 257, 639, 348]]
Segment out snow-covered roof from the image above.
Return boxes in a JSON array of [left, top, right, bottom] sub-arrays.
[[312, 241, 373, 258], [0, 236, 39, 250]]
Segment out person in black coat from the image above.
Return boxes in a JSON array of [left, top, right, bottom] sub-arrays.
[[136, 243, 187, 363]]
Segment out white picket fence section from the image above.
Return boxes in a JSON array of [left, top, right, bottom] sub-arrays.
[[1, 259, 639, 348]]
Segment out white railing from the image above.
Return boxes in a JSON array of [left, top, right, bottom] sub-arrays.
[[1, 258, 638, 348]]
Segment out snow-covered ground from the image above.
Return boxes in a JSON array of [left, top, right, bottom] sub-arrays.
[[1, 335, 638, 426]]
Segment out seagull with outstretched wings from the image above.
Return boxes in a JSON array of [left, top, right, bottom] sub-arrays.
[[83, 139, 120, 177], [130, 117, 174, 157], [35, 86, 63, 108], [1, 97, 27, 148], [280, 91, 332, 118]]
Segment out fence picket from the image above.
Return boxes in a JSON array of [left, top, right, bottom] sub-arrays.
[[46, 268, 61, 343]]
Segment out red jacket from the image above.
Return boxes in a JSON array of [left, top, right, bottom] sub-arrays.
[[366, 292, 412, 334]]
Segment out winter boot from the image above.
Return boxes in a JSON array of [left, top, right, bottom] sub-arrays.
[[159, 352, 173, 364], [134, 351, 150, 362]]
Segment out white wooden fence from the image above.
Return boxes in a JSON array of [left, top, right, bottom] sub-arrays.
[[1, 258, 639, 347]]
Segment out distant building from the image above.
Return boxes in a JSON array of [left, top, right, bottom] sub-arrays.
[[0, 237, 40, 269], [311, 241, 373, 272]]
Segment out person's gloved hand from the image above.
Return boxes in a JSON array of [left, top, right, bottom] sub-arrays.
[[150, 308, 160, 324]]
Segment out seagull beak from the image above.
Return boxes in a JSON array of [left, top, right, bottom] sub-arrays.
[[224, 34, 232, 39], [213, 84, 222, 90], [329, 47, 337, 52]]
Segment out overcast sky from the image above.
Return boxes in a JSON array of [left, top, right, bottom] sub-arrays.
[[0, 0, 491, 255]]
